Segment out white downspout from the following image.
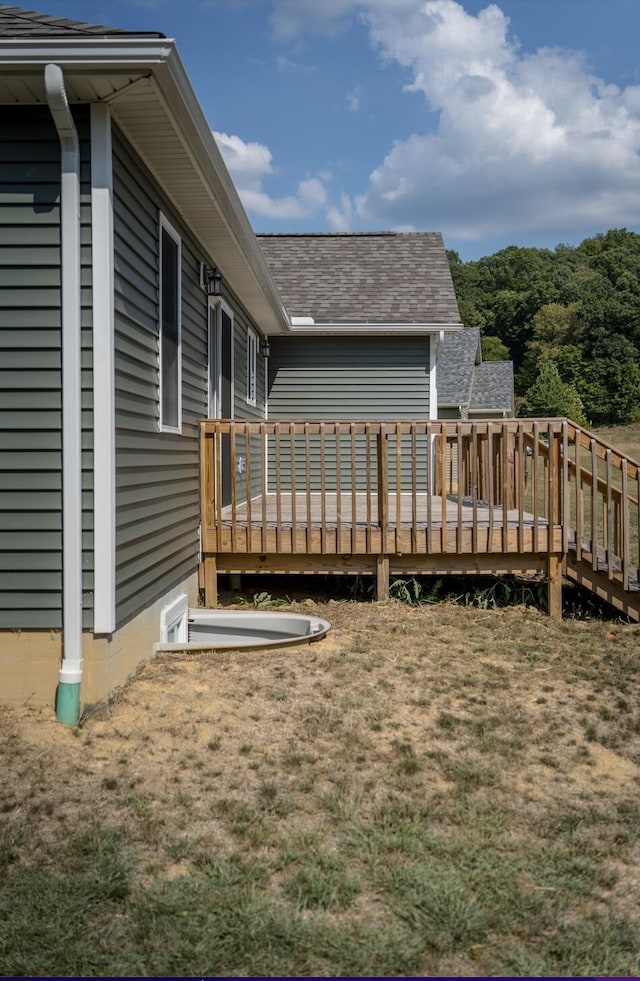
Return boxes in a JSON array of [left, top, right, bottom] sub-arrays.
[[45, 63, 83, 725]]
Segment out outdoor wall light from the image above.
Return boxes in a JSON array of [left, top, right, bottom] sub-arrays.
[[202, 264, 222, 296], [260, 338, 271, 358]]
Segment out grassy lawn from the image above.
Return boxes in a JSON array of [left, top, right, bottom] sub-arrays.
[[595, 422, 640, 462], [2, 594, 640, 976]]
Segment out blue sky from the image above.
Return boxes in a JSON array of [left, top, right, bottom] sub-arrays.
[[34, 0, 640, 260]]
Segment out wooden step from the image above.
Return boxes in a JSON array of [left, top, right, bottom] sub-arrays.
[[565, 552, 640, 621]]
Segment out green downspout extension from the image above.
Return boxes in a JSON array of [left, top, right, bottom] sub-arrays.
[[56, 666, 82, 726]]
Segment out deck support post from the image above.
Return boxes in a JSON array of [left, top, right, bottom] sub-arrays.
[[204, 554, 218, 608], [547, 553, 562, 620], [376, 555, 389, 600]]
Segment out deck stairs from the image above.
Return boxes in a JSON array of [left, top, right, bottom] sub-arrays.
[[558, 423, 640, 621], [565, 538, 640, 620]]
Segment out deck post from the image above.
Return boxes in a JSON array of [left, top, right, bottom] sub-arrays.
[[376, 555, 389, 600], [204, 554, 218, 608], [547, 553, 562, 620]]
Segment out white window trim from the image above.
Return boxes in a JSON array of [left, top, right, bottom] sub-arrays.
[[207, 297, 235, 418], [159, 212, 182, 434], [246, 326, 258, 406], [207, 297, 218, 418]]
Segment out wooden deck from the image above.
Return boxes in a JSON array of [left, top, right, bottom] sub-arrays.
[[223, 492, 548, 529], [199, 418, 640, 619]]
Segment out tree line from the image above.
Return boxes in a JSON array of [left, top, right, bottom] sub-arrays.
[[448, 228, 640, 425]]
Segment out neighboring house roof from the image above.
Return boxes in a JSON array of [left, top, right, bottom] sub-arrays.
[[438, 327, 515, 416], [257, 232, 462, 327], [0, 4, 289, 334], [437, 327, 481, 406], [0, 5, 163, 36], [469, 361, 514, 415]]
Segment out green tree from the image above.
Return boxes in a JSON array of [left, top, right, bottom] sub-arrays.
[[521, 362, 586, 423], [448, 230, 640, 424], [581, 336, 640, 425], [481, 335, 510, 362]]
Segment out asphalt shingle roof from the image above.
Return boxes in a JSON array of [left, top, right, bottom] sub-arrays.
[[438, 328, 514, 414], [257, 232, 461, 325], [469, 361, 514, 414], [437, 327, 481, 405], [0, 4, 163, 37]]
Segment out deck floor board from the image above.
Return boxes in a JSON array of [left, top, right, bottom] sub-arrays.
[[222, 492, 545, 529]]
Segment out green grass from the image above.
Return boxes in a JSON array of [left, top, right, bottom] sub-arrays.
[[2, 793, 639, 976], [2, 598, 640, 976]]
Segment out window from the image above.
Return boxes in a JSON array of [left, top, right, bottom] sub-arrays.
[[246, 327, 258, 406], [159, 215, 181, 432]]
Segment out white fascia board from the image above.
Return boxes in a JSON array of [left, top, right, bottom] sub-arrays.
[[91, 103, 116, 635], [288, 322, 463, 335]]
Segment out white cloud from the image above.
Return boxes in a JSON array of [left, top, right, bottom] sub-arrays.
[[347, 84, 363, 112], [214, 131, 329, 221], [356, 0, 640, 239], [276, 55, 317, 73], [268, 0, 358, 39], [268, 0, 640, 242], [326, 193, 354, 231]]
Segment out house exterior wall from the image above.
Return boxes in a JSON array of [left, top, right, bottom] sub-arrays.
[[268, 336, 430, 418], [267, 335, 431, 490], [0, 105, 93, 631], [0, 117, 269, 706]]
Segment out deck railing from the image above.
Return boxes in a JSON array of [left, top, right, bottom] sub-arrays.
[[199, 418, 640, 614], [201, 419, 638, 568]]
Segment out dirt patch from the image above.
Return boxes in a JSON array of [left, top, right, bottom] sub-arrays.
[[3, 599, 639, 846]]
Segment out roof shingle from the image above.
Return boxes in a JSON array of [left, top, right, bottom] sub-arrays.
[[437, 327, 481, 405], [0, 4, 164, 37], [469, 361, 514, 414], [257, 232, 461, 325]]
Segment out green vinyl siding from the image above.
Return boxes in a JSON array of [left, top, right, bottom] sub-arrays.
[[113, 127, 204, 627], [231, 299, 267, 502], [267, 336, 431, 492], [268, 336, 430, 418], [0, 105, 93, 630], [112, 129, 267, 624]]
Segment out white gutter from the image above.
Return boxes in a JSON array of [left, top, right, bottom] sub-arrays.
[[45, 63, 83, 725], [287, 322, 463, 335]]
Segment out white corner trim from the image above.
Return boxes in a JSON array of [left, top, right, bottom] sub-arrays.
[[91, 102, 116, 635]]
